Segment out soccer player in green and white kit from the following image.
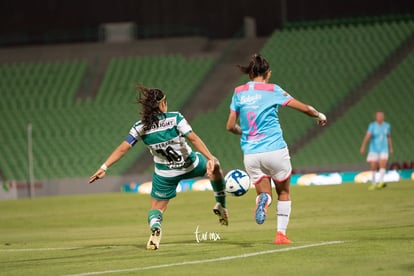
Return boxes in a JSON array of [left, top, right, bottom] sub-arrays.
[[89, 84, 228, 250]]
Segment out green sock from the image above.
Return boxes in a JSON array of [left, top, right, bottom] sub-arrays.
[[148, 209, 163, 230], [211, 179, 226, 208]]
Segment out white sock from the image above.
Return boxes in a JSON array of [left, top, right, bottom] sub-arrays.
[[277, 201, 291, 235], [379, 168, 386, 183], [371, 171, 377, 185]]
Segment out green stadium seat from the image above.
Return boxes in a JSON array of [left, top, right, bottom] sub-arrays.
[[190, 19, 414, 171], [293, 51, 414, 168], [0, 55, 215, 180], [1, 18, 412, 180]]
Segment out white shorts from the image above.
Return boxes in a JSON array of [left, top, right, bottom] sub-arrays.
[[367, 152, 389, 162], [243, 147, 292, 185]]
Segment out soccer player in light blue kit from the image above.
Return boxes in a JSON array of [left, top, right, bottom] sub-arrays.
[[226, 54, 327, 244], [360, 111, 393, 190]]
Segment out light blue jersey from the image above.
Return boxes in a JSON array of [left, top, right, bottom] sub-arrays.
[[367, 121, 391, 153], [230, 81, 293, 154]]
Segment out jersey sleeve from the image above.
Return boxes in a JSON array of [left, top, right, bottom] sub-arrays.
[[125, 122, 142, 146], [367, 122, 374, 134], [176, 112, 192, 136], [229, 92, 239, 114], [274, 85, 293, 106]]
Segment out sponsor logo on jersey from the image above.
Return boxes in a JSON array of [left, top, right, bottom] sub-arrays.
[[240, 94, 262, 105], [146, 117, 176, 134]]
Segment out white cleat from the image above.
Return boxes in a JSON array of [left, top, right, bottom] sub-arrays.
[[213, 202, 229, 226], [146, 228, 162, 250]]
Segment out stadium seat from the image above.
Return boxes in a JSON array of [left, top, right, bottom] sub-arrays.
[[0, 55, 215, 180], [293, 50, 414, 168], [190, 19, 414, 171]]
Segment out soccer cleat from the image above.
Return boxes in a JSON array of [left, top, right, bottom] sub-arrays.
[[213, 202, 229, 226], [255, 193, 269, 224], [368, 184, 377, 191], [274, 231, 292, 244], [146, 227, 162, 250], [376, 182, 387, 189]]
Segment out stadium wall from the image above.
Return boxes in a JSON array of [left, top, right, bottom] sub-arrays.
[[2, 170, 413, 200], [121, 170, 414, 195], [0, 174, 149, 199], [1, 0, 413, 45]]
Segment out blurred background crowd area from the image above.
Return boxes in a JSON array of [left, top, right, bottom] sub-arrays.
[[0, 0, 413, 188]]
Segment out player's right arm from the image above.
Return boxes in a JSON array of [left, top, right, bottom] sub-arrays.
[[89, 141, 132, 183], [360, 132, 371, 154], [286, 98, 327, 126]]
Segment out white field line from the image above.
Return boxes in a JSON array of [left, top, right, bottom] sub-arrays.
[[0, 247, 82, 252], [0, 244, 195, 253], [64, 240, 346, 276]]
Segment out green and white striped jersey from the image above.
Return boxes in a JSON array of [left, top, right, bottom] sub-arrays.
[[126, 112, 200, 177]]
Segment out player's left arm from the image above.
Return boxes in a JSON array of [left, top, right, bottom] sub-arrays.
[[286, 98, 327, 126], [388, 134, 393, 155]]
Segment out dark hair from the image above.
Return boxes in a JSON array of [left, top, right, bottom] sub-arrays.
[[237, 54, 270, 79], [135, 84, 166, 131]]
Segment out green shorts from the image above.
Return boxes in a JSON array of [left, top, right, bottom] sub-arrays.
[[151, 152, 207, 200]]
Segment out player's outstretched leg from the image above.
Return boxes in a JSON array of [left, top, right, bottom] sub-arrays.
[[209, 161, 228, 226]]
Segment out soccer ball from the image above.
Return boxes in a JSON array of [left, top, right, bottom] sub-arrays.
[[224, 169, 251, 197]]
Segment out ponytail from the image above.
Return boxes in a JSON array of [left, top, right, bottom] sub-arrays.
[[135, 84, 166, 131]]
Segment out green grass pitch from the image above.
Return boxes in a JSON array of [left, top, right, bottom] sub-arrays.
[[1, 180, 413, 275]]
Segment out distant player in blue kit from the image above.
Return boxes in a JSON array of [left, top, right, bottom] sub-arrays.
[[226, 54, 327, 244], [360, 111, 393, 190], [89, 84, 228, 250]]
